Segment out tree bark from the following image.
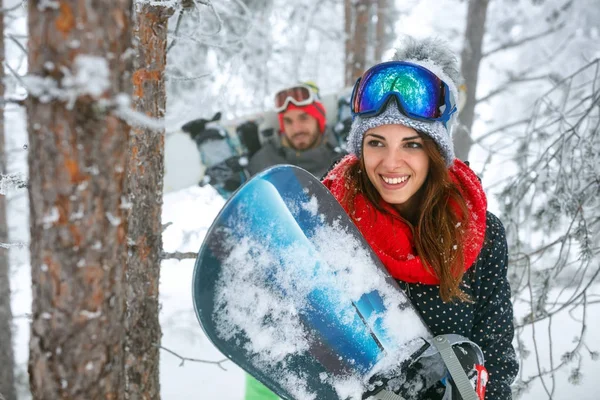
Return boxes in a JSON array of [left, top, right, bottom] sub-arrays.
[[0, 0, 18, 398], [456, 0, 490, 161], [27, 1, 133, 398], [374, 0, 387, 63], [344, 0, 369, 87], [123, 3, 172, 399]]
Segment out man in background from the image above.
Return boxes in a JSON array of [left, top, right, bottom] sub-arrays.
[[247, 82, 345, 179]]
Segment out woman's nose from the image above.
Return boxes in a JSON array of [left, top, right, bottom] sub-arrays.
[[381, 148, 406, 169]]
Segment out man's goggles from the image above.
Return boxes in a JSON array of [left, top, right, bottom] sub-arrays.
[[274, 84, 318, 113], [350, 61, 456, 125]]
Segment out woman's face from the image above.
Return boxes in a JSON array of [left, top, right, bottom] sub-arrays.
[[362, 124, 430, 214]]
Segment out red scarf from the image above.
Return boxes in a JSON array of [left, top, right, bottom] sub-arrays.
[[322, 155, 487, 285]]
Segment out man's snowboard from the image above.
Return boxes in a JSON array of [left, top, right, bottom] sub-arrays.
[[192, 165, 486, 400]]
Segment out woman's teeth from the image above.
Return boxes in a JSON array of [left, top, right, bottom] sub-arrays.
[[382, 176, 408, 185]]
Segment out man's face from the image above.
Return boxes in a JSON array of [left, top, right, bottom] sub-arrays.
[[281, 108, 321, 150]]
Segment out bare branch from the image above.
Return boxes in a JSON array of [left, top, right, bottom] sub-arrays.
[[161, 222, 173, 233], [166, 70, 212, 81], [0, 1, 24, 13], [6, 33, 27, 55], [476, 73, 556, 105], [482, 22, 565, 58], [201, 0, 223, 36], [158, 345, 229, 370], [161, 251, 198, 260], [473, 118, 530, 145], [166, 8, 185, 52], [3, 60, 26, 88]]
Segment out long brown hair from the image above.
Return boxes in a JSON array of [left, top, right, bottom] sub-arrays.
[[341, 134, 471, 302]]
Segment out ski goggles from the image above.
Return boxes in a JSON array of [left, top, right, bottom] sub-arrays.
[[274, 84, 319, 113], [350, 61, 457, 125]]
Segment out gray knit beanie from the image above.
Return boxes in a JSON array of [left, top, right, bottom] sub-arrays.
[[347, 36, 461, 167]]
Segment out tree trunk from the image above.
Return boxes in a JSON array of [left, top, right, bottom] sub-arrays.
[[0, 1, 18, 398], [374, 0, 387, 63], [456, 0, 490, 161], [344, 0, 369, 87], [27, 1, 133, 398], [123, 3, 172, 399]]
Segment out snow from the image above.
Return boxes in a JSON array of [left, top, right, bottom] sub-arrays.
[[79, 309, 102, 320], [111, 93, 166, 131], [23, 54, 110, 108], [0, 173, 27, 195], [68, 54, 110, 98], [42, 207, 59, 228], [105, 212, 122, 227]]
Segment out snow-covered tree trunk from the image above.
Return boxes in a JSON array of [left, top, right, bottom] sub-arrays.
[[457, 0, 489, 161], [123, 2, 172, 398], [26, 1, 133, 398], [0, 1, 18, 398]]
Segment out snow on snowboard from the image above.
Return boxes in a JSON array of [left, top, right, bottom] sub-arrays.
[[192, 165, 486, 400]]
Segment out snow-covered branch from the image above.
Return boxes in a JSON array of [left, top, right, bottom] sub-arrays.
[[136, 0, 179, 7], [110, 94, 166, 132], [0, 242, 28, 250], [476, 73, 559, 105], [482, 22, 566, 59], [0, 173, 28, 194], [161, 250, 198, 260], [166, 70, 212, 81], [473, 118, 530, 145], [501, 58, 600, 396], [23, 54, 110, 108]]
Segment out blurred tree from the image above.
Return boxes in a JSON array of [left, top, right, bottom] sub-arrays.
[[0, 1, 18, 398], [456, 0, 490, 161], [344, 0, 369, 86], [344, 0, 399, 87], [26, 0, 133, 398]]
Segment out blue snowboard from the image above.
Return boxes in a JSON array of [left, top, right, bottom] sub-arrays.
[[192, 166, 481, 400]]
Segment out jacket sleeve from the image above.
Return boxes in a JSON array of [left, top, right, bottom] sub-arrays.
[[470, 213, 519, 400]]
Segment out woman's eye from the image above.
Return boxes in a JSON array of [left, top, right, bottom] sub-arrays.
[[405, 141, 423, 149], [367, 140, 383, 147]]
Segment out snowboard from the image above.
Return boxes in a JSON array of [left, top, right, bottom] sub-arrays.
[[192, 165, 485, 400], [181, 112, 250, 198]]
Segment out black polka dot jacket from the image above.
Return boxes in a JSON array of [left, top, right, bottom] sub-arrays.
[[399, 212, 519, 399]]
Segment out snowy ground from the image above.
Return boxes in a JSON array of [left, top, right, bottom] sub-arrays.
[[156, 184, 600, 400], [159, 186, 245, 399]]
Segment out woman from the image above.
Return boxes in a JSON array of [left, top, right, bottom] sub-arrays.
[[323, 37, 518, 399]]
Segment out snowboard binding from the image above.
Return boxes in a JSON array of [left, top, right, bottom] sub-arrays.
[[182, 112, 251, 198], [366, 334, 487, 400]]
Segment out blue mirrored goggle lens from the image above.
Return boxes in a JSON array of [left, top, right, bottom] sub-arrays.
[[352, 62, 446, 120]]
